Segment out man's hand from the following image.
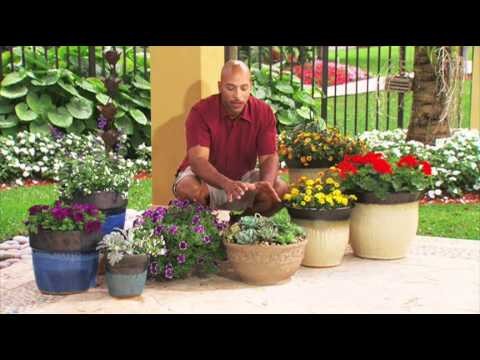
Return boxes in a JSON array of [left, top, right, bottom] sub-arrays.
[[254, 181, 281, 203], [222, 180, 256, 202]]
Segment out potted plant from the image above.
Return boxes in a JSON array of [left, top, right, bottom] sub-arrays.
[[337, 152, 433, 259], [278, 122, 367, 184], [57, 151, 136, 236], [25, 201, 105, 295], [224, 213, 307, 285], [145, 199, 228, 281], [282, 173, 357, 267], [96, 226, 163, 298]]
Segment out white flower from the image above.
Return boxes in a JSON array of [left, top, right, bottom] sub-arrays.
[[434, 189, 442, 195], [13, 147, 20, 154], [22, 171, 30, 177], [474, 184, 480, 191], [41, 167, 48, 172], [29, 148, 35, 156], [28, 134, 36, 143], [431, 168, 438, 176], [19, 163, 26, 170], [33, 165, 40, 172], [452, 170, 461, 176], [449, 177, 457, 182], [427, 190, 435, 199], [15, 179, 23, 186], [435, 180, 443, 187]]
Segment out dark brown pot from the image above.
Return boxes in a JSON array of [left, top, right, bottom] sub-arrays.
[[286, 158, 335, 169], [72, 191, 127, 213], [356, 191, 423, 205], [105, 254, 149, 275], [29, 229, 102, 253]]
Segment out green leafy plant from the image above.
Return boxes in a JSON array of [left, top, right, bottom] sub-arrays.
[[251, 64, 323, 132], [225, 213, 305, 245]]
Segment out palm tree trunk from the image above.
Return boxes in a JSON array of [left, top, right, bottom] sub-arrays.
[[406, 46, 450, 144]]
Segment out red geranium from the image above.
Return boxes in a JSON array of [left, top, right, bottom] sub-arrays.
[[419, 160, 432, 176], [337, 159, 358, 178], [397, 155, 419, 168]]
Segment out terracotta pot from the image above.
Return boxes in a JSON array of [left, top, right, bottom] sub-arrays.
[[288, 207, 351, 267], [350, 192, 420, 260], [224, 239, 307, 285]]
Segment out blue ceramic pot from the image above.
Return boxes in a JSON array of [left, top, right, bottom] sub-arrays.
[[102, 211, 126, 236], [105, 255, 148, 298], [32, 249, 98, 295]]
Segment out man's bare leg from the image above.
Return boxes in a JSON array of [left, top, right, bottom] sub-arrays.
[[175, 176, 210, 206]]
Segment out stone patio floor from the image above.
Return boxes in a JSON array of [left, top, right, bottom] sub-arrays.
[[1, 235, 478, 314]]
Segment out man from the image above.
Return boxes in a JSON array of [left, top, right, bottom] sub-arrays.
[[172, 60, 288, 216]]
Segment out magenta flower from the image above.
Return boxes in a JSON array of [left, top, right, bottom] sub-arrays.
[[28, 205, 49, 216], [179, 241, 188, 250], [85, 220, 102, 233], [164, 264, 174, 280], [51, 206, 71, 221], [72, 212, 84, 223], [203, 235, 212, 245], [169, 225, 178, 235]]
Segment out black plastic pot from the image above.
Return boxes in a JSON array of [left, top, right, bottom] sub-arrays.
[[285, 205, 353, 221], [29, 229, 102, 253], [356, 191, 423, 205], [286, 159, 335, 169]]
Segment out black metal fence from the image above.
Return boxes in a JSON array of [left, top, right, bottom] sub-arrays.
[[0, 46, 150, 80], [234, 46, 474, 135]]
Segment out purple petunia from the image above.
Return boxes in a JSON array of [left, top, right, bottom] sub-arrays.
[[148, 262, 159, 276], [164, 264, 174, 280], [72, 212, 84, 223], [133, 216, 145, 227], [177, 254, 186, 264], [202, 235, 212, 245], [192, 214, 201, 225], [85, 220, 102, 233], [179, 241, 188, 251], [193, 224, 205, 234], [51, 206, 71, 221], [169, 225, 178, 235], [154, 225, 164, 236]]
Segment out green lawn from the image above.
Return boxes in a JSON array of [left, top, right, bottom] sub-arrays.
[[1, 178, 479, 242]]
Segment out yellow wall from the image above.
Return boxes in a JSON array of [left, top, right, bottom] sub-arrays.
[[471, 46, 480, 130], [150, 47, 224, 206]]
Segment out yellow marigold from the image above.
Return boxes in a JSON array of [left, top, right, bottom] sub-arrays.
[[305, 188, 312, 196], [315, 184, 323, 191], [283, 193, 292, 201], [333, 181, 340, 188], [291, 188, 300, 196], [304, 138, 311, 144], [306, 155, 312, 162], [310, 145, 317, 152], [326, 177, 335, 185], [318, 198, 326, 205], [305, 179, 315, 187], [304, 195, 312, 202], [349, 194, 357, 201], [301, 201, 306, 206], [333, 189, 342, 196], [326, 195, 334, 205]]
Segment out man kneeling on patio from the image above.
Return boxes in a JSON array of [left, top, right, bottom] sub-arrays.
[[172, 60, 288, 216]]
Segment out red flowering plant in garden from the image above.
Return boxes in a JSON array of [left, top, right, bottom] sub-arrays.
[[337, 152, 433, 200], [293, 61, 369, 86], [25, 201, 105, 234]]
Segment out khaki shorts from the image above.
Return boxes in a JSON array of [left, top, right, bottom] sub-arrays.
[[173, 166, 276, 212]]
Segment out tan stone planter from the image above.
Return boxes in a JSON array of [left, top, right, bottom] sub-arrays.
[[350, 192, 421, 260], [224, 239, 307, 285], [287, 207, 351, 267]]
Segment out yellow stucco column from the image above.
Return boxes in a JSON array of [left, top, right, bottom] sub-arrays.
[[471, 46, 480, 130], [150, 47, 224, 206]]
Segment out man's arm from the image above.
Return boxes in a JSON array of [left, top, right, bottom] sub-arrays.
[[258, 153, 279, 186], [189, 145, 254, 202]]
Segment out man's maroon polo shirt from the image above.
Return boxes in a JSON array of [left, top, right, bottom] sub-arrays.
[[177, 94, 277, 181]]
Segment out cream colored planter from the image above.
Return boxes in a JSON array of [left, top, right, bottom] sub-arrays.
[[288, 167, 328, 184], [293, 218, 350, 267], [350, 200, 419, 259]]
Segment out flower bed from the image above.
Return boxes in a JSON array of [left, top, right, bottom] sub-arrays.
[[0, 131, 151, 186], [359, 129, 480, 199], [292, 61, 369, 86]]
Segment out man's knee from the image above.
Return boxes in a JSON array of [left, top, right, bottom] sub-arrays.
[[175, 177, 209, 204]]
